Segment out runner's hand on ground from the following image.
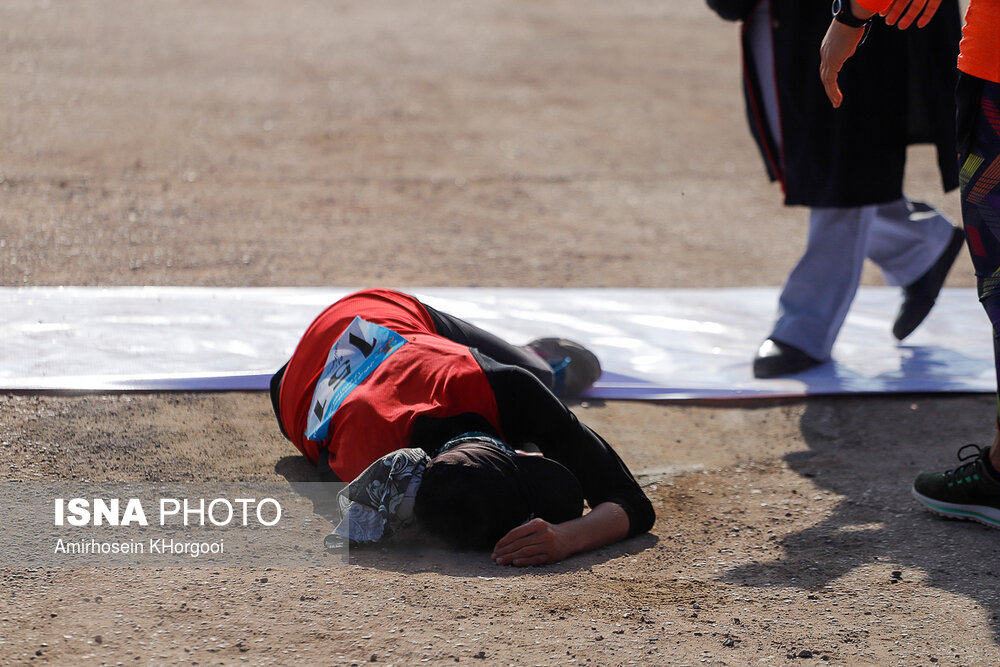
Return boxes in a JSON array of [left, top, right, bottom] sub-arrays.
[[492, 518, 574, 567]]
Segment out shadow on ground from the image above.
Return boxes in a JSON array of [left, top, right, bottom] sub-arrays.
[[274, 455, 660, 576], [721, 395, 1000, 642], [346, 532, 661, 578]]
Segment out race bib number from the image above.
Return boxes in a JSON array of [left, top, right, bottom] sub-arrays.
[[305, 317, 407, 442]]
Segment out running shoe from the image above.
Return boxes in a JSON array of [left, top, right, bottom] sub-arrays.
[[525, 338, 602, 398], [912, 444, 1000, 528]]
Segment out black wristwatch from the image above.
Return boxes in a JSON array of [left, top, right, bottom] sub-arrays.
[[832, 0, 873, 42]]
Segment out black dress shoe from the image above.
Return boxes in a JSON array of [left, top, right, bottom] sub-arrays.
[[753, 338, 822, 379], [893, 226, 965, 341]]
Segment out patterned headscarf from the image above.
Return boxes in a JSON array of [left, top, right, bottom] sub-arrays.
[[328, 448, 430, 545], [325, 433, 521, 547], [436, 431, 516, 457]]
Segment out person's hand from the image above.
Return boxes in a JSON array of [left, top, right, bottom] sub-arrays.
[[820, 20, 867, 108], [881, 0, 942, 28], [492, 502, 631, 567], [491, 518, 574, 567]]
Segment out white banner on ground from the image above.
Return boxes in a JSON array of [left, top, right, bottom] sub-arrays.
[[0, 287, 993, 399]]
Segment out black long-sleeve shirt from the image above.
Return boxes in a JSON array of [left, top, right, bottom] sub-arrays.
[[473, 352, 655, 538], [402, 352, 655, 538]]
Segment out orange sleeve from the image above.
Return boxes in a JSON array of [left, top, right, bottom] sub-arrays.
[[957, 0, 1000, 84], [856, 0, 893, 13]]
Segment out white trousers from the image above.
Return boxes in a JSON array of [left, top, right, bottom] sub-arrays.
[[749, 0, 955, 360]]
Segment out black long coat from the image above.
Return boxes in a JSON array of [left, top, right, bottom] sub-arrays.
[[714, 0, 961, 207]]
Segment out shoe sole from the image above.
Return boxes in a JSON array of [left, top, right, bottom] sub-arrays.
[[911, 487, 1000, 528], [528, 337, 601, 396], [752, 356, 821, 379], [752, 339, 822, 379], [893, 228, 965, 340]]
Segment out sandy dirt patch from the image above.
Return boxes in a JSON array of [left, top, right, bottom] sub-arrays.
[[2, 1, 997, 665]]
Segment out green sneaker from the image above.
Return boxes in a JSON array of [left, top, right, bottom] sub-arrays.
[[912, 444, 1000, 529]]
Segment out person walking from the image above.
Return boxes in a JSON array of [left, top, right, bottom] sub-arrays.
[[822, 0, 1000, 527], [709, 0, 964, 378]]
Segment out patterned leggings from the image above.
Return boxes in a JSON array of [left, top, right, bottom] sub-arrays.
[[958, 75, 1000, 420]]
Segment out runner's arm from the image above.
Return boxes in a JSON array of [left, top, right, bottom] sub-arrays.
[[491, 502, 629, 566], [477, 354, 655, 539]]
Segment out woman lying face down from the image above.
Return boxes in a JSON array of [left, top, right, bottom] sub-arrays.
[[271, 289, 654, 566]]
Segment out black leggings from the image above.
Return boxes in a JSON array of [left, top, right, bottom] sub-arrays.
[[420, 301, 555, 391], [956, 74, 1000, 425]]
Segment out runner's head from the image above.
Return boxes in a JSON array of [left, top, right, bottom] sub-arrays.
[[413, 438, 584, 549]]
